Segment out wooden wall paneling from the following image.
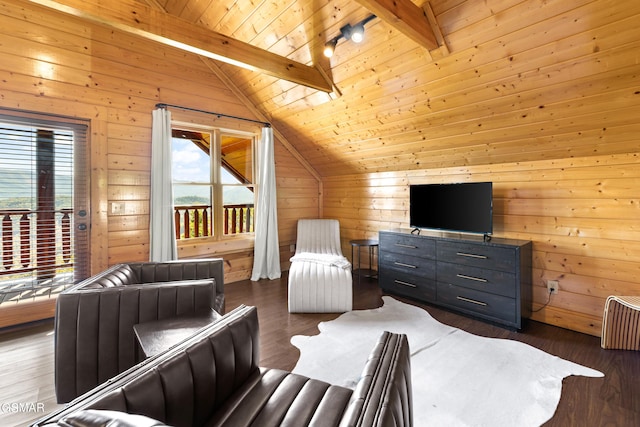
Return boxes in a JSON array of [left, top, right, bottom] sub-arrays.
[[90, 109, 110, 274], [108, 230, 150, 248], [109, 141, 151, 160], [323, 152, 640, 336], [108, 243, 149, 264], [107, 213, 149, 234], [0, 299, 56, 329]]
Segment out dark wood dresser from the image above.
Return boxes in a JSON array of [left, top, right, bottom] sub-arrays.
[[379, 229, 532, 329]]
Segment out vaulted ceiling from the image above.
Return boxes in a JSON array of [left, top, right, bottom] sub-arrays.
[[30, 0, 635, 178]]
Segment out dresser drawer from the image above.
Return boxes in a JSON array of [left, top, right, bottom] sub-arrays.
[[379, 232, 436, 259], [437, 261, 516, 298], [380, 269, 436, 301], [380, 253, 436, 280], [437, 282, 516, 324], [437, 241, 515, 272]]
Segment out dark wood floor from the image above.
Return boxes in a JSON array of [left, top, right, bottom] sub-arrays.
[[225, 274, 640, 427], [1, 274, 638, 426]]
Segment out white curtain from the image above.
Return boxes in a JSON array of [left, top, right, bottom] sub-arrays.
[[149, 108, 178, 261], [251, 127, 281, 280]]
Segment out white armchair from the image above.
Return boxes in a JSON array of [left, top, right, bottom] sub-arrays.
[[288, 219, 353, 313]]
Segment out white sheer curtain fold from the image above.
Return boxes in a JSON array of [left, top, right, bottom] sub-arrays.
[[251, 127, 281, 280], [150, 108, 178, 261]]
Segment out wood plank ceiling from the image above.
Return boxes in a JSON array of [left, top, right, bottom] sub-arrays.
[[30, 0, 640, 178], [138, 0, 451, 178]]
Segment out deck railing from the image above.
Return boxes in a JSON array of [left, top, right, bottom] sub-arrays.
[[174, 204, 254, 240], [0, 208, 73, 276]]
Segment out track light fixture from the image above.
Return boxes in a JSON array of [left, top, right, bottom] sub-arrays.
[[323, 15, 376, 58], [323, 39, 338, 58]]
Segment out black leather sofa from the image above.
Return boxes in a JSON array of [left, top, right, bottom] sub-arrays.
[[54, 258, 225, 403], [34, 305, 412, 427]]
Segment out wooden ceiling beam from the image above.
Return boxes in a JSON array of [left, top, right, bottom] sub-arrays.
[[356, 0, 439, 50], [27, 0, 333, 93]]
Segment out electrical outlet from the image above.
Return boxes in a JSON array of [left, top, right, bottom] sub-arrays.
[[111, 202, 125, 214], [547, 280, 559, 294]]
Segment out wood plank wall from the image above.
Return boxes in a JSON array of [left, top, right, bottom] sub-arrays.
[[326, 153, 640, 337], [0, 0, 320, 306]]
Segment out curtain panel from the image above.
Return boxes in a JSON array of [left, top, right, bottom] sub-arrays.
[[251, 127, 281, 280], [150, 108, 178, 262]]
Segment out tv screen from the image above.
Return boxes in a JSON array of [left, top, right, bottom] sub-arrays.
[[410, 182, 493, 236]]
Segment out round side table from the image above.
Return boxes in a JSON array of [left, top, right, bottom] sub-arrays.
[[350, 239, 379, 283]]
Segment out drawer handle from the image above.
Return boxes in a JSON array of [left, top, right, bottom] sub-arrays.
[[456, 296, 488, 306], [394, 280, 417, 288], [456, 252, 487, 259], [456, 274, 487, 283], [395, 243, 418, 249], [394, 262, 417, 269]]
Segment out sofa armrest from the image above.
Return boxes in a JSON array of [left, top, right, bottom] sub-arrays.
[[339, 332, 412, 427], [70, 264, 138, 289]]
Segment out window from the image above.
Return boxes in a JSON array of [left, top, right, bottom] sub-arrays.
[[171, 126, 255, 240], [0, 110, 90, 307]]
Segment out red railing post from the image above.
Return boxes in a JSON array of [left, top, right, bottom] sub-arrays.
[[194, 208, 201, 237], [224, 207, 229, 235], [183, 207, 190, 239], [239, 208, 245, 233], [174, 209, 181, 240], [203, 207, 209, 237], [231, 207, 237, 234]]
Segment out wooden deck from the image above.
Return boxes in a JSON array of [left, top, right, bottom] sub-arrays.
[[1, 274, 638, 426]]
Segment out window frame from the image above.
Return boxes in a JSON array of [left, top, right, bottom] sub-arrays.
[[171, 121, 257, 244]]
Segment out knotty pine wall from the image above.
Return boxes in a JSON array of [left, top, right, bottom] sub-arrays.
[[0, 0, 319, 289], [327, 153, 639, 337]]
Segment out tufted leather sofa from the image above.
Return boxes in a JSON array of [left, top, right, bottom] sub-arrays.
[[54, 258, 225, 403], [35, 305, 412, 427]]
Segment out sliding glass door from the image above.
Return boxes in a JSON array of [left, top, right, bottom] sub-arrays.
[[0, 110, 89, 315]]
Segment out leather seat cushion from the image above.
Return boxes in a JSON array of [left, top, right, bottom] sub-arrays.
[[207, 368, 353, 427]]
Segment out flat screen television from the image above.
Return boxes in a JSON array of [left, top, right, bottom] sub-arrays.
[[409, 182, 493, 237]]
